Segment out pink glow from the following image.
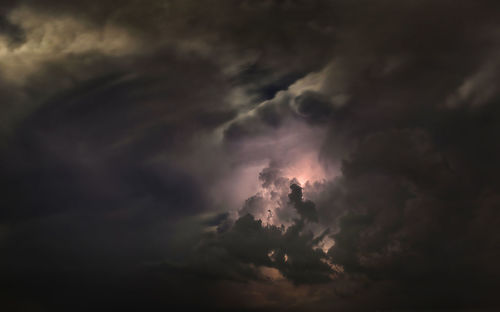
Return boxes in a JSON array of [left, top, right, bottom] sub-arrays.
[[281, 151, 334, 185]]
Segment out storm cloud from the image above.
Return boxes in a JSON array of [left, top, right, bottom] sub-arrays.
[[1, 0, 500, 311]]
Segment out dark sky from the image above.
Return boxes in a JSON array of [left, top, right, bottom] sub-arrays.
[[1, 1, 500, 311]]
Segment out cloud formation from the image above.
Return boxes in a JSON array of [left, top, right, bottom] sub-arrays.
[[1, 0, 500, 311]]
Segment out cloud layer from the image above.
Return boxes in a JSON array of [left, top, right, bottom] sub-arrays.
[[1, 1, 500, 311]]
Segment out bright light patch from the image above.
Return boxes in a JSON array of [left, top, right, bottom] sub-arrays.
[[281, 151, 332, 185]]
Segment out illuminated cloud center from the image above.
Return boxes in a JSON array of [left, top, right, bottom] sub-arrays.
[[281, 151, 334, 185]]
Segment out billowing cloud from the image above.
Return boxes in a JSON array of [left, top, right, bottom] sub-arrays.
[[1, 1, 500, 311], [166, 183, 333, 285]]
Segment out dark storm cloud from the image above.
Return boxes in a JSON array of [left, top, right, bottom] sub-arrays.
[[2, 0, 500, 311], [223, 93, 294, 142], [218, 0, 500, 309], [0, 14, 25, 47], [166, 184, 332, 285], [0, 13, 239, 310], [223, 90, 337, 145], [238, 194, 267, 217], [23, 0, 337, 65], [0, 48, 236, 220], [307, 4, 500, 304], [294, 91, 335, 124], [289, 183, 318, 222]]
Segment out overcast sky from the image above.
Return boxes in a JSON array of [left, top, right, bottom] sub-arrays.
[[1, 1, 500, 311]]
